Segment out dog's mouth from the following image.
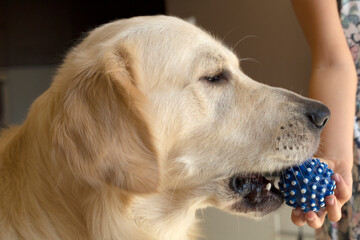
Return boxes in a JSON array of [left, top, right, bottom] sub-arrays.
[[229, 173, 283, 215]]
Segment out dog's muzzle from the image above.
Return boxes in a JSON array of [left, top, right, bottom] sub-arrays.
[[229, 174, 284, 214]]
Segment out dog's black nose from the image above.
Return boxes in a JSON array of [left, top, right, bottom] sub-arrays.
[[305, 101, 330, 129]]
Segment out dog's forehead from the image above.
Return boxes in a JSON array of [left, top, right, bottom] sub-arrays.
[[120, 16, 237, 62], [195, 48, 239, 72], [91, 16, 240, 89]]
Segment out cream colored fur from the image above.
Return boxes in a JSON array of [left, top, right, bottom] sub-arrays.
[[0, 16, 326, 240]]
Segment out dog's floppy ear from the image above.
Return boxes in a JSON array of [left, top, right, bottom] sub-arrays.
[[52, 44, 160, 194]]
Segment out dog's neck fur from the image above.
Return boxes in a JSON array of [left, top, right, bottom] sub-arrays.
[[0, 114, 87, 239], [0, 97, 145, 240], [0, 94, 203, 240], [131, 192, 205, 240], [1, 140, 202, 240]]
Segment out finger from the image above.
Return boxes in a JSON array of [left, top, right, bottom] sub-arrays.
[[305, 210, 326, 229], [291, 208, 306, 226], [326, 195, 342, 222], [332, 173, 351, 204]]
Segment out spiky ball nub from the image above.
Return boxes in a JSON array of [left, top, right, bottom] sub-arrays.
[[278, 158, 336, 212]]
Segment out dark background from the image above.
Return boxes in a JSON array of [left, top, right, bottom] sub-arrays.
[[0, 0, 166, 66], [0, 0, 165, 127]]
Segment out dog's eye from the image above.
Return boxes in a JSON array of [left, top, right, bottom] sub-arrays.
[[201, 71, 227, 83]]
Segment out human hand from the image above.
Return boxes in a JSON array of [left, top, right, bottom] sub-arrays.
[[290, 158, 352, 229]]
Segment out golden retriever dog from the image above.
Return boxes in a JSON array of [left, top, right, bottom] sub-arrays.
[[0, 15, 330, 240]]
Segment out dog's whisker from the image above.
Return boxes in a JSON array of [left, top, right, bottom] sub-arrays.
[[315, 143, 326, 158], [297, 163, 307, 180], [232, 34, 258, 50], [238, 57, 261, 66], [291, 166, 304, 196], [315, 134, 332, 158], [306, 158, 318, 173], [168, 169, 186, 208], [297, 164, 312, 194], [221, 26, 240, 42]]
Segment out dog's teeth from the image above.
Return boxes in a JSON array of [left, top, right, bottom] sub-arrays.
[[266, 182, 271, 191]]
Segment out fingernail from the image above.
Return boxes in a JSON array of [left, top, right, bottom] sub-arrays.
[[293, 208, 301, 216], [327, 196, 335, 206], [305, 215, 314, 221], [333, 173, 341, 182]]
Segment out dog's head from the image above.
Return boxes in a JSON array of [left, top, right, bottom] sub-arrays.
[[52, 16, 329, 217]]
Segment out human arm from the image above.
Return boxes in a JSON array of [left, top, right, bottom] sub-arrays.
[[290, 0, 357, 229]]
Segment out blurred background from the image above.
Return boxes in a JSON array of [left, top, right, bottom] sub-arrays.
[[0, 0, 314, 239]]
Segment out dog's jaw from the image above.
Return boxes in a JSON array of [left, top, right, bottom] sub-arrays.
[[131, 194, 204, 240], [228, 175, 284, 216], [230, 194, 284, 218]]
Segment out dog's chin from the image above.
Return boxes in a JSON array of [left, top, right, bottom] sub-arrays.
[[228, 173, 284, 216]]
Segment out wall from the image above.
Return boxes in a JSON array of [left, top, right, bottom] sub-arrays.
[[166, 0, 315, 239], [166, 0, 312, 93], [2, 66, 56, 124]]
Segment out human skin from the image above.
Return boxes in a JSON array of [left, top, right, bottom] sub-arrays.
[[291, 0, 357, 229]]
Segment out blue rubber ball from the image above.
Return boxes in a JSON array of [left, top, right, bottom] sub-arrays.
[[278, 158, 336, 212]]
